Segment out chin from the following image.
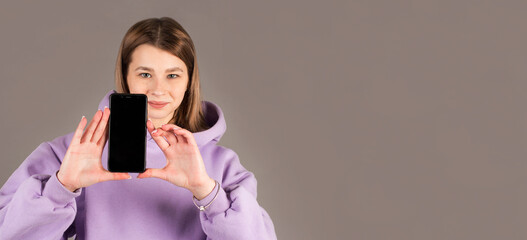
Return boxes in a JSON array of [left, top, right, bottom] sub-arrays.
[[148, 111, 168, 118]]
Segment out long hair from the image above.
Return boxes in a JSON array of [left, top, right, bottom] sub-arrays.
[[114, 17, 209, 132]]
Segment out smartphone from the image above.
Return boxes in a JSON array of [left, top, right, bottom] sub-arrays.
[[108, 93, 147, 173]]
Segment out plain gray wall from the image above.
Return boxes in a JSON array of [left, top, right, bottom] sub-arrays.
[[2, 0, 527, 239]]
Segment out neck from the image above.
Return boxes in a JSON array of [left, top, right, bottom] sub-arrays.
[[150, 116, 174, 129]]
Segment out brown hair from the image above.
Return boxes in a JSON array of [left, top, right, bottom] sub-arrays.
[[114, 17, 209, 132]]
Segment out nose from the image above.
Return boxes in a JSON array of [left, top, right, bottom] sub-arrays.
[[149, 78, 167, 97]]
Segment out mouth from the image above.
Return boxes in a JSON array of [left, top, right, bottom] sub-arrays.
[[148, 101, 169, 109]]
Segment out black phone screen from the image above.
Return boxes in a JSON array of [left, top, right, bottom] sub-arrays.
[[108, 93, 147, 173]]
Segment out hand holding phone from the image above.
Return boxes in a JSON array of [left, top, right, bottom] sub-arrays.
[[137, 121, 216, 200], [57, 108, 131, 192]]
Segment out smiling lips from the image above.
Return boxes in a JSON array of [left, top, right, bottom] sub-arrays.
[[148, 101, 169, 109]]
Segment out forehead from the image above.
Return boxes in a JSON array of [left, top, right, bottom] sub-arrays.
[[129, 44, 187, 72]]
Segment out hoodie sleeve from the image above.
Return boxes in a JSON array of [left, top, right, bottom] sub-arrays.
[[196, 148, 277, 240], [0, 142, 80, 240]]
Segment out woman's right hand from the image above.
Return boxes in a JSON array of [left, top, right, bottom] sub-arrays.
[[57, 107, 131, 192]]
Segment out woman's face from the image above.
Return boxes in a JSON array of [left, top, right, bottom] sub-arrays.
[[127, 44, 189, 127]]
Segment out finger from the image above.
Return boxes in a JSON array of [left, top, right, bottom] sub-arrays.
[[173, 128, 196, 146], [150, 127, 170, 150], [161, 123, 181, 131], [161, 124, 186, 144], [72, 115, 88, 144], [81, 110, 103, 143], [160, 129, 180, 145], [100, 171, 131, 182], [137, 168, 167, 181], [146, 119, 155, 133], [91, 106, 110, 143], [172, 129, 187, 144], [97, 120, 109, 146]]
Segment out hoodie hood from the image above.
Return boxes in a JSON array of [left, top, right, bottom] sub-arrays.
[[97, 90, 226, 147]]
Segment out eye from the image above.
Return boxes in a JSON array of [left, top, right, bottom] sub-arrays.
[[168, 74, 179, 79], [139, 73, 151, 78]]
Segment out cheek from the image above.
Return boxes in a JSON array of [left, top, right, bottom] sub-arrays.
[[127, 79, 147, 94], [170, 90, 185, 104], [170, 81, 188, 98]]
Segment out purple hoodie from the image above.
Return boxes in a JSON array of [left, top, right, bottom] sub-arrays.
[[0, 90, 277, 240]]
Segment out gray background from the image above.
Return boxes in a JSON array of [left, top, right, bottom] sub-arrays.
[[1, 0, 527, 239]]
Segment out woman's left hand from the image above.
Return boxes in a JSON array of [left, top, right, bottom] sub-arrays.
[[137, 120, 216, 200]]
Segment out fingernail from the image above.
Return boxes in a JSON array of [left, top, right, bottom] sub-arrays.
[[104, 106, 108, 109], [152, 129, 157, 134], [81, 115, 85, 120], [128, 176, 132, 179]]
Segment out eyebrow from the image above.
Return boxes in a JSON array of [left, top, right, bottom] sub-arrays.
[[134, 66, 184, 73]]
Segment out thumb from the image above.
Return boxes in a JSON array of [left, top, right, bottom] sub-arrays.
[[137, 168, 166, 180], [100, 171, 131, 182]]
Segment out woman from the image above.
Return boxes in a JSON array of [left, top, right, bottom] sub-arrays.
[[0, 17, 277, 240]]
